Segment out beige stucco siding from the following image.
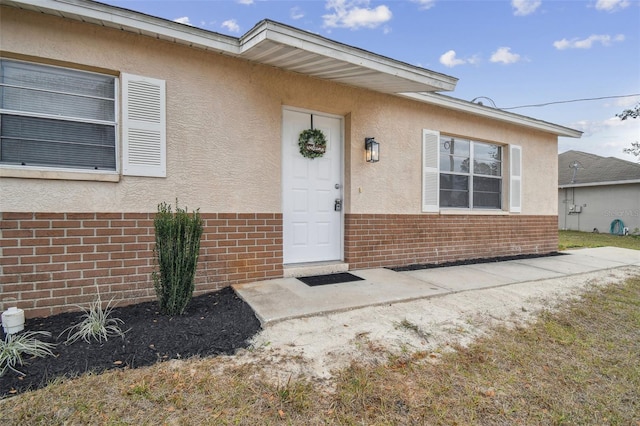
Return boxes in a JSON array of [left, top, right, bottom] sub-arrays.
[[0, 7, 557, 215]]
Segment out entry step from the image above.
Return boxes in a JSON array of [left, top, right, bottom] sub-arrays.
[[283, 261, 349, 278]]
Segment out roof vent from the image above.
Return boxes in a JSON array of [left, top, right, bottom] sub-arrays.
[[569, 160, 584, 183]]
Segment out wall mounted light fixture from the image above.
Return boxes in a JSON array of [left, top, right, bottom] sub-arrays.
[[365, 137, 379, 163]]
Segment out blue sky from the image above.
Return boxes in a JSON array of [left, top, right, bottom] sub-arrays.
[[102, 0, 640, 161]]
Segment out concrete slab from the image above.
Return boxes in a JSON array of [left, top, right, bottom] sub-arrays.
[[404, 264, 515, 291], [564, 246, 640, 266], [464, 260, 565, 282], [234, 268, 449, 324], [512, 256, 604, 274], [233, 247, 640, 325]]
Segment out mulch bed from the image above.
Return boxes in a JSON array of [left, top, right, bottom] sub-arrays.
[[1, 287, 261, 399], [389, 252, 565, 271]]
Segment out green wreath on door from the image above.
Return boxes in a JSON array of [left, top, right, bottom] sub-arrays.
[[298, 129, 327, 159]]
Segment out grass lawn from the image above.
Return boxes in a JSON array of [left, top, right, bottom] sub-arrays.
[[559, 229, 640, 251]]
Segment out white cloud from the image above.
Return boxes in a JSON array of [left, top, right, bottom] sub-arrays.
[[174, 16, 192, 26], [411, 0, 436, 10], [290, 6, 304, 20], [561, 116, 640, 162], [511, 0, 541, 16], [237, 0, 254, 5], [221, 19, 240, 33], [613, 95, 640, 109], [595, 0, 630, 12], [554, 34, 625, 50], [490, 47, 522, 64], [323, 0, 392, 30], [439, 50, 466, 68]]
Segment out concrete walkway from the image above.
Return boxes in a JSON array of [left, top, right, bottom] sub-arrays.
[[233, 247, 640, 325]]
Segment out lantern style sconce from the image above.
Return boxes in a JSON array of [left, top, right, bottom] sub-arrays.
[[365, 137, 379, 163]]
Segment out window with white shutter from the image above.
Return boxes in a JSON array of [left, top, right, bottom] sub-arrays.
[[122, 73, 166, 177]]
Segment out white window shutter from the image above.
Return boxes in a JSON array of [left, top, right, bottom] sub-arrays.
[[509, 145, 522, 213], [122, 73, 166, 177], [422, 129, 440, 212]]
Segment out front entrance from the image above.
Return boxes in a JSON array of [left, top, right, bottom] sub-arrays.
[[282, 108, 343, 264]]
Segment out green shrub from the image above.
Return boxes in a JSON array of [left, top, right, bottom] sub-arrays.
[[153, 201, 204, 315]]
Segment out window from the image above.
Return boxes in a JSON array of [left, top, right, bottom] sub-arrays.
[[0, 59, 117, 171], [439, 136, 502, 209]]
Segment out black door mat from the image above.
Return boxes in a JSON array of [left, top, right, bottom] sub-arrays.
[[298, 272, 365, 287]]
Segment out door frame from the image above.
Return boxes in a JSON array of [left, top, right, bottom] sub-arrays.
[[281, 105, 345, 265]]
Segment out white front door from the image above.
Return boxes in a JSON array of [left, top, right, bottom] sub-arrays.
[[282, 108, 343, 264]]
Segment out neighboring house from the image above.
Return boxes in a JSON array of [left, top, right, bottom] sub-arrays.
[[0, 0, 581, 318], [558, 150, 640, 233]]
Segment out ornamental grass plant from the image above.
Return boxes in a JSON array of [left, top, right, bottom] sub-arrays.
[[59, 292, 127, 345], [153, 201, 204, 316], [0, 331, 56, 377]]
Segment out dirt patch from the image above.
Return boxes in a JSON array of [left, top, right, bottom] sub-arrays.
[[1, 287, 260, 398], [235, 267, 639, 386]]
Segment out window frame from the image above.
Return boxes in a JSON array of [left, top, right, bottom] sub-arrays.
[[439, 135, 503, 211], [0, 58, 119, 175]]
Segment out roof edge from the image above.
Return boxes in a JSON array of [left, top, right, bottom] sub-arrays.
[[559, 179, 640, 188], [400, 92, 583, 138]]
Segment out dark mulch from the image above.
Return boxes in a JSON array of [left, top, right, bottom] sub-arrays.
[[389, 251, 566, 272], [1, 287, 261, 399]]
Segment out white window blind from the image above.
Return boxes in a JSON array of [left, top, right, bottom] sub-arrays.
[[0, 59, 116, 170]]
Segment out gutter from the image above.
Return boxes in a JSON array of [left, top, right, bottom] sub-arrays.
[[559, 179, 640, 189]]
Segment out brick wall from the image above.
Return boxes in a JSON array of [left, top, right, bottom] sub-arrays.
[[0, 212, 282, 318], [345, 214, 558, 269]]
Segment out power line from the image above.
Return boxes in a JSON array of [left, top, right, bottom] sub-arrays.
[[501, 93, 640, 110]]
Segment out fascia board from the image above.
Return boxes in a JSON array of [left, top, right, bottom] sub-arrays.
[[559, 179, 640, 189], [401, 92, 583, 138], [9, 0, 241, 54]]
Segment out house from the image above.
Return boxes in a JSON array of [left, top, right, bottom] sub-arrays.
[[558, 150, 640, 233], [0, 0, 581, 318]]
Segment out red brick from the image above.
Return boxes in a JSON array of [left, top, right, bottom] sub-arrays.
[[3, 264, 35, 274], [3, 229, 34, 238], [0, 220, 19, 229], [52, 271, 82, 280], [67, 228, 95, 237], [0, 238, 19, 248], [20, 220, 51, 229], [1, 212, 34, 220]]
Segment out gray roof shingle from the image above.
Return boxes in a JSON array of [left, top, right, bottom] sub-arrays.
[[558, 150, 640, 186]]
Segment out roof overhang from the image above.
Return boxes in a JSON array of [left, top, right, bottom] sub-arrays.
[[2, 0, 458, 94], [559, 179, 640, 189], [401, 92, 583, 138]]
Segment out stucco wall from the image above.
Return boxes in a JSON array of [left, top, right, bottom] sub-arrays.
[[1, 7, 558, 216], [558, 184, 640, 232]]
